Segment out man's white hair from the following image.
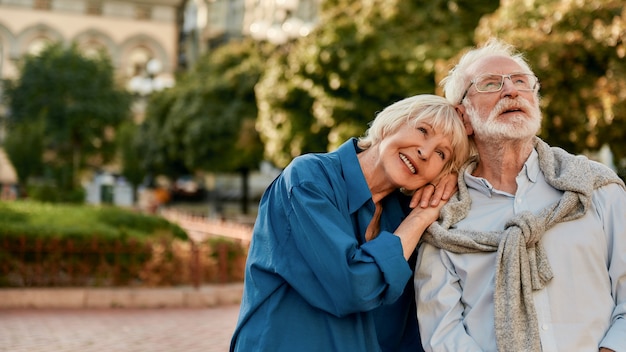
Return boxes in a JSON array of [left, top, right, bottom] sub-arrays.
[[440, 38, 535, 105]]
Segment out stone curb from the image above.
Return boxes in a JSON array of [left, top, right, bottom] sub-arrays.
[[0, 283, 243, 309]]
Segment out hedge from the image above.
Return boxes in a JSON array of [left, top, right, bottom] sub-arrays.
[[0, 201, 247, 287]]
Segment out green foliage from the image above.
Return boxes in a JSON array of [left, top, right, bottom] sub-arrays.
[[256, 0, 499, 167], [473, 0, 626, 165], [26, 183, 85, 203], [206, 237, 247, 260], [131, 0, 624, 180], [133, 87, 189, 178], [135, 38, 265, 178], [117, 120, 144, 188], [2, 42, 132, 191], [95, 206, 186, 239], [2, 116, 44, 185], [0, 232, 152, 287], [205, 237, 248, 282], [0, 200, 186, 240], [0, 201, 248, 287]]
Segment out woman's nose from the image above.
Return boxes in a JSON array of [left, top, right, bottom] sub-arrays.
[[417, 147, 428, 160]]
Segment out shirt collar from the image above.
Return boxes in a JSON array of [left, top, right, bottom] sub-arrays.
[[524, 148, 540, 183], [464, 148, 540, 197], [338, 138, 372, 213]]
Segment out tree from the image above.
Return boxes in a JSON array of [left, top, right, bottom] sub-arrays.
[[133, 86, 191, 180], [472, 0, 626, 168], [134, 38, 265, 214], [256, 0, 499, 167], [117, 120, 144, 192], [2, 117, 44, 190], [3, 42, 132, 193]]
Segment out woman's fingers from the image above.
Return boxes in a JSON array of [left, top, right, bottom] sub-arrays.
[[410, 173, 459, 209], [410, 183, 436, 209]]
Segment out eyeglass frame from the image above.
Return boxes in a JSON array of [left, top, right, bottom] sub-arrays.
[[459, 72, 539, 104]]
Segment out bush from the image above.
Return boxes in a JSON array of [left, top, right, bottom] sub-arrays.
[[206, 237, 247, 283], [0, 200, 185, 240], [26, 184, 85, 204], [0, 200, 247, 287]]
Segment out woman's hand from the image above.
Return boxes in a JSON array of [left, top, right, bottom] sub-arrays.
[[395, 198, 447, 259], [409, 173, 458, 209]]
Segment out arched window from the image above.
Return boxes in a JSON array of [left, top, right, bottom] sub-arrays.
[[126, 46, 152, 77], [27, 36, 52, 55]]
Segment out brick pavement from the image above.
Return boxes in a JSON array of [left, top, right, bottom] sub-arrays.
[[0, 283, 244, 309], [0, 304, 241, 352]]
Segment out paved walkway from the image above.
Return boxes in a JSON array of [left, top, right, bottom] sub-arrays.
[[0, 304, 241, 352]]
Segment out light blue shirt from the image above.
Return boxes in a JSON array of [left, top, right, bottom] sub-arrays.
[[231, 138, 423, 352], [415, 149, 626, 351]]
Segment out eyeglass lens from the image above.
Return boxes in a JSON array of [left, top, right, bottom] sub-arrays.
[[475, 73, 536, 92]]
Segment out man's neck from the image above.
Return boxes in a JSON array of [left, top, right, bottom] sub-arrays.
[[472, 138, 534, 194]]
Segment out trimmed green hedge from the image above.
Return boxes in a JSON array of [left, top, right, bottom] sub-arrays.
[[0, 200, 187, 241], [0, 201, 247, 287]]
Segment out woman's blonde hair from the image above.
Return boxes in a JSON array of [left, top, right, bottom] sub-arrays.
[[357, 94, 470, 175]]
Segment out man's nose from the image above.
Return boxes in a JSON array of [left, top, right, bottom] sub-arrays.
[[500, 77, 520, 98]]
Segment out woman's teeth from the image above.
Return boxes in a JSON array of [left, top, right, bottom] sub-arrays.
[[400, 154, 416, 174]]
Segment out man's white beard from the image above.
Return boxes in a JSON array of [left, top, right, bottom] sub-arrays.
[[466, 97, 542, 141]]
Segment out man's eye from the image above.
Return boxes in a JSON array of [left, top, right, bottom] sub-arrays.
[[512, 75, 531, 88], [481, 80, 499, 88]]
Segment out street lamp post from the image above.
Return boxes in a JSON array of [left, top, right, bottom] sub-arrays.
[[249, 0, 315, 45], [127, 58, 172, 97], [126, 58, 174, 123]]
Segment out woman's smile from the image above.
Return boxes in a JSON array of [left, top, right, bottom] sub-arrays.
[[399, 153, 417, 174]]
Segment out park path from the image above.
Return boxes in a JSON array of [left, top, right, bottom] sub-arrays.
[[0, 209, 250, 352], [0, 304, 241, 352]]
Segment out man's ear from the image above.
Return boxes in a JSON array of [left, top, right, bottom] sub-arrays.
[[455, 105, 474, 136]]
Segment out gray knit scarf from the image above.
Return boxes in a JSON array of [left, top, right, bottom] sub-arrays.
[[422, 136, 625, 351]]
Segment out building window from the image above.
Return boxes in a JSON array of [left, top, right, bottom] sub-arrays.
[[27, 37, 51, 55], [86, 1, 102, 15], [34, 0, 52, 10], [81, 40, 106, 58], [135, 4, 152, 20], [126, 46, 153, 78]]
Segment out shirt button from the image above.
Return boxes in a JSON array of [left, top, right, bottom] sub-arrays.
[[542, 324, 549, 330]]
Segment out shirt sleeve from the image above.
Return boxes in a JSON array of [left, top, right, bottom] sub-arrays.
[[414, 243, 484, 352], [277, 180, 412, 318], [596, 183, 626, 351]]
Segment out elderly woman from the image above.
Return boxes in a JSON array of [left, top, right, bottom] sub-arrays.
[[230, 94, 470, 352]]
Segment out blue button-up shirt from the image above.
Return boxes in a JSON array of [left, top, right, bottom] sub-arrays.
[[415, 149, 626, 352], [231, 138, 423, 352]]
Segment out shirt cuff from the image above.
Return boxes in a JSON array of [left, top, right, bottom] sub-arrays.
[[600, 316, 626, 351], [361, 231, 412, 302]]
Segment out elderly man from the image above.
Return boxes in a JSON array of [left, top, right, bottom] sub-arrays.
[[415, 38, 626, 352]]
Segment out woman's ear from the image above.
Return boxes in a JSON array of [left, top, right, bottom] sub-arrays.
[[455, 105, 474, 136]]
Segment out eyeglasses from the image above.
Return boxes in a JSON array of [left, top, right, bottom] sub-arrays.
[[460, 73, 539, 102]]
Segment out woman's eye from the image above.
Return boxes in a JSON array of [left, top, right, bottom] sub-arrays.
[[436, 150, 446, 160], [417, 127, 427, 134]]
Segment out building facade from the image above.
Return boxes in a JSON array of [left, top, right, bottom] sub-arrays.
[[0, 0, 319, 205], [0, 0, 180, 86], [0, 0, 320, 97], [180, 0, 319, 67]]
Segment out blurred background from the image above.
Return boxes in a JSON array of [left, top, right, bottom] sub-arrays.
[[0, 0, 625, 289]]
